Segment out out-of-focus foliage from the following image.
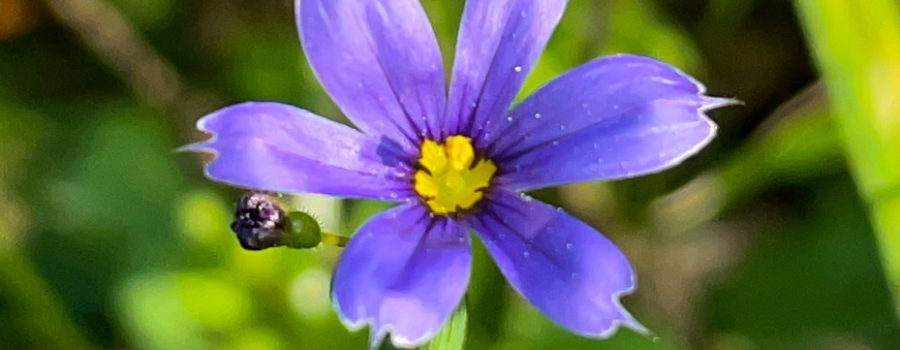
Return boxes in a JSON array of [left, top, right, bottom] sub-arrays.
[[0, 0, 898, 349], [423, 304, 467, 350], [798, 0, 900, 320]]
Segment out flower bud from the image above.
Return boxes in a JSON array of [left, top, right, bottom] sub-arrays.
[[283, 211, 322, 249]]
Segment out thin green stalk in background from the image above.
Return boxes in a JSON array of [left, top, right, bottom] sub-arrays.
[[0, 250, 96, 350], [796, 0, 900, 317]]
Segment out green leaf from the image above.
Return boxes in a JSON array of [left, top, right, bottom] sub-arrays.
[[797, 0, 900, 319], [422, 302, 468, 350]]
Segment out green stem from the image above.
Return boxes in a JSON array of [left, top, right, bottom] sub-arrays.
[[796, 0, 900, 318], [320, 232, 350, 247], [422, 300, 468, 350]]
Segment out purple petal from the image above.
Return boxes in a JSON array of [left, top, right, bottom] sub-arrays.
[[183, 102, 412, 201], [297, 0, 446, 152], [490, 55, 734, 191], [333, 204, 471, 348], [467, 190, 644, 337], [444, 0, 567, 138]]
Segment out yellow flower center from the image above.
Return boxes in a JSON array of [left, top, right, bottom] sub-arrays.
[[414, 136, 497, 215]]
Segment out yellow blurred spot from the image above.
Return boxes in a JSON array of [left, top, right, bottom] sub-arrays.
[[118, 273, 207, 349], [221, 327, 283, 350], [288, 268, 331, 320], [176, 272, 252, 332], [414, 136, 496, 215], [176, 190, 231, 246]]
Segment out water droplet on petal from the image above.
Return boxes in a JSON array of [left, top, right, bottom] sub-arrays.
[[523, 251, 530, 258], [559, 125, 567, 131], [566, 243, 573, 250], [552, 140, 559, 146], [513, 66, 523, 72], [506, 116, 514, 122], [534, 112, 542, 119]]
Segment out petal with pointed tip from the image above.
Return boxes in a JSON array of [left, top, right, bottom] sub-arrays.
[[490, 55, 734, 191], [467, 190, 644, 337], [183, 102, 412, 201]]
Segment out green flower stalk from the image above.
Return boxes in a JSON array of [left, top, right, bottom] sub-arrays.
[[797, 0, 900, 318]]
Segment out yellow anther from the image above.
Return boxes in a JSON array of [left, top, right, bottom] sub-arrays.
[[419, 140, 447, 173], [445, 136, 475, 170], [414, 136, 496, 215]]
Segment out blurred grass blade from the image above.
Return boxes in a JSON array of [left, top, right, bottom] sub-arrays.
[[797, 0, 900, 317], [0, 250, 95, 350], [422, 302, 468, 350]]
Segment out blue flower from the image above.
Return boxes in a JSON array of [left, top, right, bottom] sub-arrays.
[[184, 0, 733, 347]]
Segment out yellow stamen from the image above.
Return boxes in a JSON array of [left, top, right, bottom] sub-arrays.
[[414, 136, 497, 215]]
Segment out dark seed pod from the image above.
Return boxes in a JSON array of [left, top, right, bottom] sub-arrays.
[[230, 192, 322, 250], [231, 192, 288, 250]]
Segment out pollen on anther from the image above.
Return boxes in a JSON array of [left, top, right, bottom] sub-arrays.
[[413, 136, 497, 215]]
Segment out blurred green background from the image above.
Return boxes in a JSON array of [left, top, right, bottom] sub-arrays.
[[2, 0, 899, 349]]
